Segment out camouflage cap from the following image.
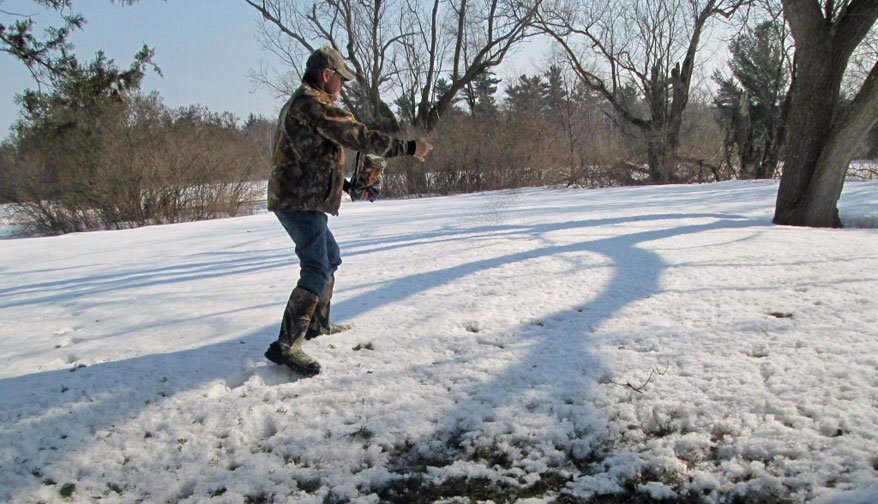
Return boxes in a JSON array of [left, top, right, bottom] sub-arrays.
[[306, 47, 356, 81]]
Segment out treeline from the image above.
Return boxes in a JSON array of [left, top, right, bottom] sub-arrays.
[[382, 67, 729, 198], [3, 0, 878, 234], [0, 52, 272, 235], [381, 65, 876, 199], [3, 55, 876, 234], [245, 0, 877, 228], [2, 1, 877, 234]]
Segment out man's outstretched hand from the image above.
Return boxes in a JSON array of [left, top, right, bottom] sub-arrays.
[[414, 137, 433, 162]]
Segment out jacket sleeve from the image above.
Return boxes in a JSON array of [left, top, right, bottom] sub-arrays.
[[303, 98, 414, 158]]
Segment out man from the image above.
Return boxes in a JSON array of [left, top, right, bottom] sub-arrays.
[[265, 46, 433, 376]]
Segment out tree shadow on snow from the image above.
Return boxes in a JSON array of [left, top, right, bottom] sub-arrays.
[[0, 208, 760, 501], [330, 212, 760, 501], [0, 320, 305, 500], [0, 248, 296, 310]]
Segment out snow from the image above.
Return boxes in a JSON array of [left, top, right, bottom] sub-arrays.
[[1, 180, 877, 503]]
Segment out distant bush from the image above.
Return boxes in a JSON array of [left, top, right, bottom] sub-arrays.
[[0, 93, 270, 236], [0, 47, 271, 236], [381, 94, 727, 198]]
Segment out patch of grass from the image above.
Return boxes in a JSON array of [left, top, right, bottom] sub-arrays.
[[59, 482, 75, 498], [377, 469, 579, 504], [298, 479, 321, 493], [527, 472, 573, 497], [769, 312, 793, 319], [245, 493, 270, 504], [651, 423, 679, 438], [376, 439, 576, 504], [352, 342, 374, 351], [374, 436, 802, 504], [377, 475, 508, 504], [728, 493, 795, 504], [473, 445, 512, 469]]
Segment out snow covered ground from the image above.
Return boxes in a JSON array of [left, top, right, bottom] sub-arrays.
[[1, 180, 877, 503]]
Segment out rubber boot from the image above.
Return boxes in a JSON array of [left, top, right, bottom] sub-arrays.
[[265, 287, 321, 376], [306, 275, 350, 340]]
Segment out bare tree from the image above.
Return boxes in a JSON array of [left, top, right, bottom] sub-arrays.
[[245, 0, 404, 130], [773, 0, 878, 227], [245, 0, 541, 132], [400, 0, 541, 130], [536, 0, 751, 183]]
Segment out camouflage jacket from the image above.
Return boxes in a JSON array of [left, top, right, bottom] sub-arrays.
[[267, 83, 415, 215]]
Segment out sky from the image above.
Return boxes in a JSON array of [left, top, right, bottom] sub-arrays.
[[0, 0, 559, 139], [0, 0, 285, 136], [0, 1, 731, 140]]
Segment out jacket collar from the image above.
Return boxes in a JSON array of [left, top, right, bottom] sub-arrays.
[[300, 82, 335, 105]]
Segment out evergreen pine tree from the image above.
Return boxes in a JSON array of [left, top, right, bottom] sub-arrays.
[[462, 72, 501, 118], [542, 65, 569, 118], [713, 21, 788, 180], [506, 74, 548, 116]]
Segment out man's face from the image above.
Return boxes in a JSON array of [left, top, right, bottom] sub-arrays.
[[322, 68, 347, 101]]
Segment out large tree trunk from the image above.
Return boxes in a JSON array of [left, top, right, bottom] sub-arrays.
[[645, 120, 684, 184], [774, 0, 878, 228], [647, 132, 674, 184], [774, 42, 848, 226], [804, 64, 878, 221], [735, 90, 761, 180]]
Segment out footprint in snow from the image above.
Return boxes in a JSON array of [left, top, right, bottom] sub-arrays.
[[226, 363, 301, 389]]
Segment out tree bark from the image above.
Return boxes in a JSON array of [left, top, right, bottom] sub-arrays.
[[803, 59, 878, 224], [774, 0, 878, 227]]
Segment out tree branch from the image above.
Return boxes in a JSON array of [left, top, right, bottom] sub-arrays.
[[244, 0, 314, 52], [612, 364, 669, 393]]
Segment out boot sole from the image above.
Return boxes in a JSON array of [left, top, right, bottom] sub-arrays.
[[265, 342, 321, 377]]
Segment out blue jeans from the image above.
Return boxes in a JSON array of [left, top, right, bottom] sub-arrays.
[[275, 210, 341, 296]]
